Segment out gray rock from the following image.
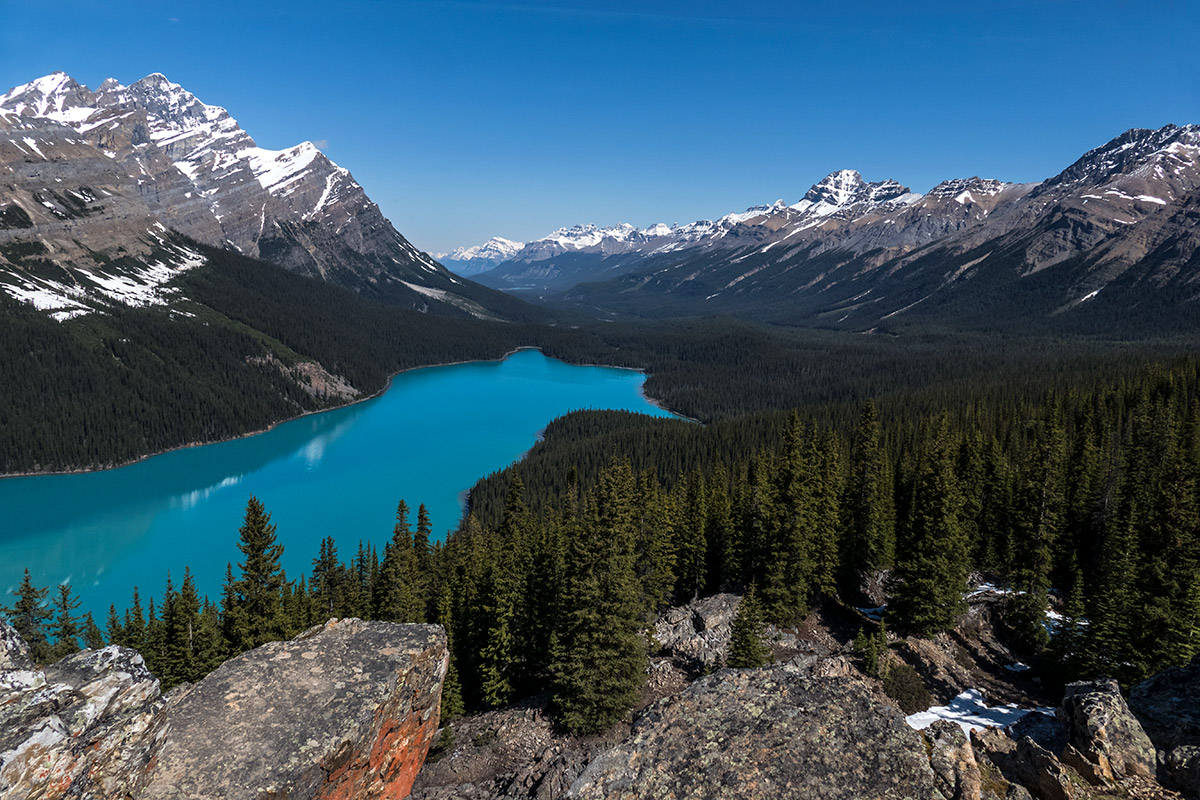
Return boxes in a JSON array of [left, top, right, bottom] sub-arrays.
[[138, 618, 447, 800], [927, 719, 983, 800], [1131, 656, 1200, 797], [0, 618, 447, 800], [0, 644, 165, 800], [567, 664, 948, 799], [1062, 678, 1157, 780], [653, 592, 740, 672], [0, 622, 31, 671]]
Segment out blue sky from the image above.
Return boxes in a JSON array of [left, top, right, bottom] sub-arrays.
[[3, 1, 1198, 253]]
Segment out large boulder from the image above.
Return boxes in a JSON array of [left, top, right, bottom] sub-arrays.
[[1061, 679, 1157, 782], [137, 618, 447, 799], [0, 635, 166, 800], [653, 593, 740, 672], [1130, 655, 1200, 797], [0, 618, 447, 800], [567, 663, 947, 799]]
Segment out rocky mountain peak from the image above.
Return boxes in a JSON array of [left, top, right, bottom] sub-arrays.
[[926, 177, 1011, 203], [800, 170, 911, 210], [0, 71, 92, 121], [1042, 124, 1200, 192], [803, 169, 867, 206]]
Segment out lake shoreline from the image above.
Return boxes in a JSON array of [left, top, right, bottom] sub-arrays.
[[0, 346, 691, 481]]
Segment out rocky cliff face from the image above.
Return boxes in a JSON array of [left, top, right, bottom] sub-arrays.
[[0, 618, 447, 800]]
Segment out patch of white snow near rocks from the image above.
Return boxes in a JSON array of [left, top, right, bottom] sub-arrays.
[[906, 689, 1054, 735]]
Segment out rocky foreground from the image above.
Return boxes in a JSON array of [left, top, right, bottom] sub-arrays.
[[2, 596, 1198, 800], [0, 619, 447, 799]]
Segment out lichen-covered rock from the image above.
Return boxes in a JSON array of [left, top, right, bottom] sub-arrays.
[[1130, 656, 1200, 798], [0, 622, 31, 672], [1062, 679, 1157, 781], [567, 663, 948, 799], [928, 720, 983, 800], [409, 696, 605, 800], [137, 618, 447, 800], [653, 593, 740, 672], [0, 644, 165, 800]]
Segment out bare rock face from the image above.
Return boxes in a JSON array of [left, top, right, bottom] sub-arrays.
[[0, 627, 166, 800], [137, 618, 447, 800], [0, 618, 447, 800], [1130, 656, 1200, 798], [652, 593, 740, 672], [1062, 679, 1158, 782], [927, 720, 983, 800], [567, 663, 948, 800]]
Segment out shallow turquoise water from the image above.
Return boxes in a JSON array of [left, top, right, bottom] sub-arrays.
[[0, 349, 677, 617]]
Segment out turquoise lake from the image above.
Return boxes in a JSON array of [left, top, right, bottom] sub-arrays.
[[0, 349, 678, 617]]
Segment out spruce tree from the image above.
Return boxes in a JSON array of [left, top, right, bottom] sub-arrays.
[[890, 415, 969, 637], [375, 501, 424, 623], [124, 587, 147, 653], [3, 570, 52, 663], [842, 400, 896, 599], [49, 583, 83, 660], [232, 496, 287, 651], [727, 583, 770, 668], [81, 613, 105, 650], [550, 462, 646, 734]]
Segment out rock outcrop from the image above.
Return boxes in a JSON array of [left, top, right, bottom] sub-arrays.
[[1130, 655, 1200, 798], [1061, 679, 1158, 782], [652, 592, 740, 672], [0, 632, 166, 799], [567, 662, 947, 799], [0, 618, 447, 800]]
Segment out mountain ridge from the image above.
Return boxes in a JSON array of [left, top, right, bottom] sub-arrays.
[[0, 71, 531, 321], [456, 124, 1199, 332]]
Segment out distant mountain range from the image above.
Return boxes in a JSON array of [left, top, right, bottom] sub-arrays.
[[450, 125, 1200, 332], [0, 72, 525, 321]]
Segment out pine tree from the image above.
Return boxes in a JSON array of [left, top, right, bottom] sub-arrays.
[[124, 587, 147, 653], [49, 583, 84, 660], [673, 469, 708, 601], [375, 501, 424, 623], [232, 496, 287, 651], [478, 480, 530, 706], [727, 583, 770, 668], [105, 604, 125, 648], [550, 461, 646, 734], [434, 587, 465, 720], [81, 613, 105, 650], [890, 415, 969, 637], [842, 400, 896, 599], [2, 569, 52, 663]]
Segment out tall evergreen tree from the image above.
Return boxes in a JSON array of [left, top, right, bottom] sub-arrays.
[[890, 415, 969, 636], [727, 583, 770, 668], [232, 496, 287, 651], [49, 583, 83, 660], [841, 400, 896, 599], [550, 461, 646, 734], [2, 569, 52, 663], [375, 501, 424, 623]]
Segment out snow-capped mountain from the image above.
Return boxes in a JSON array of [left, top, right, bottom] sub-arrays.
[[469, 171, 927, 292], [453, 124, 1200, 330], [437, 237, 524, 276], [554, 124, 1200, 330], [0, 71, 521, 320]]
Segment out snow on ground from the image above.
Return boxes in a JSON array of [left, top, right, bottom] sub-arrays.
[[856, 605, 886, 621], [906, 689, 1054, 734]]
